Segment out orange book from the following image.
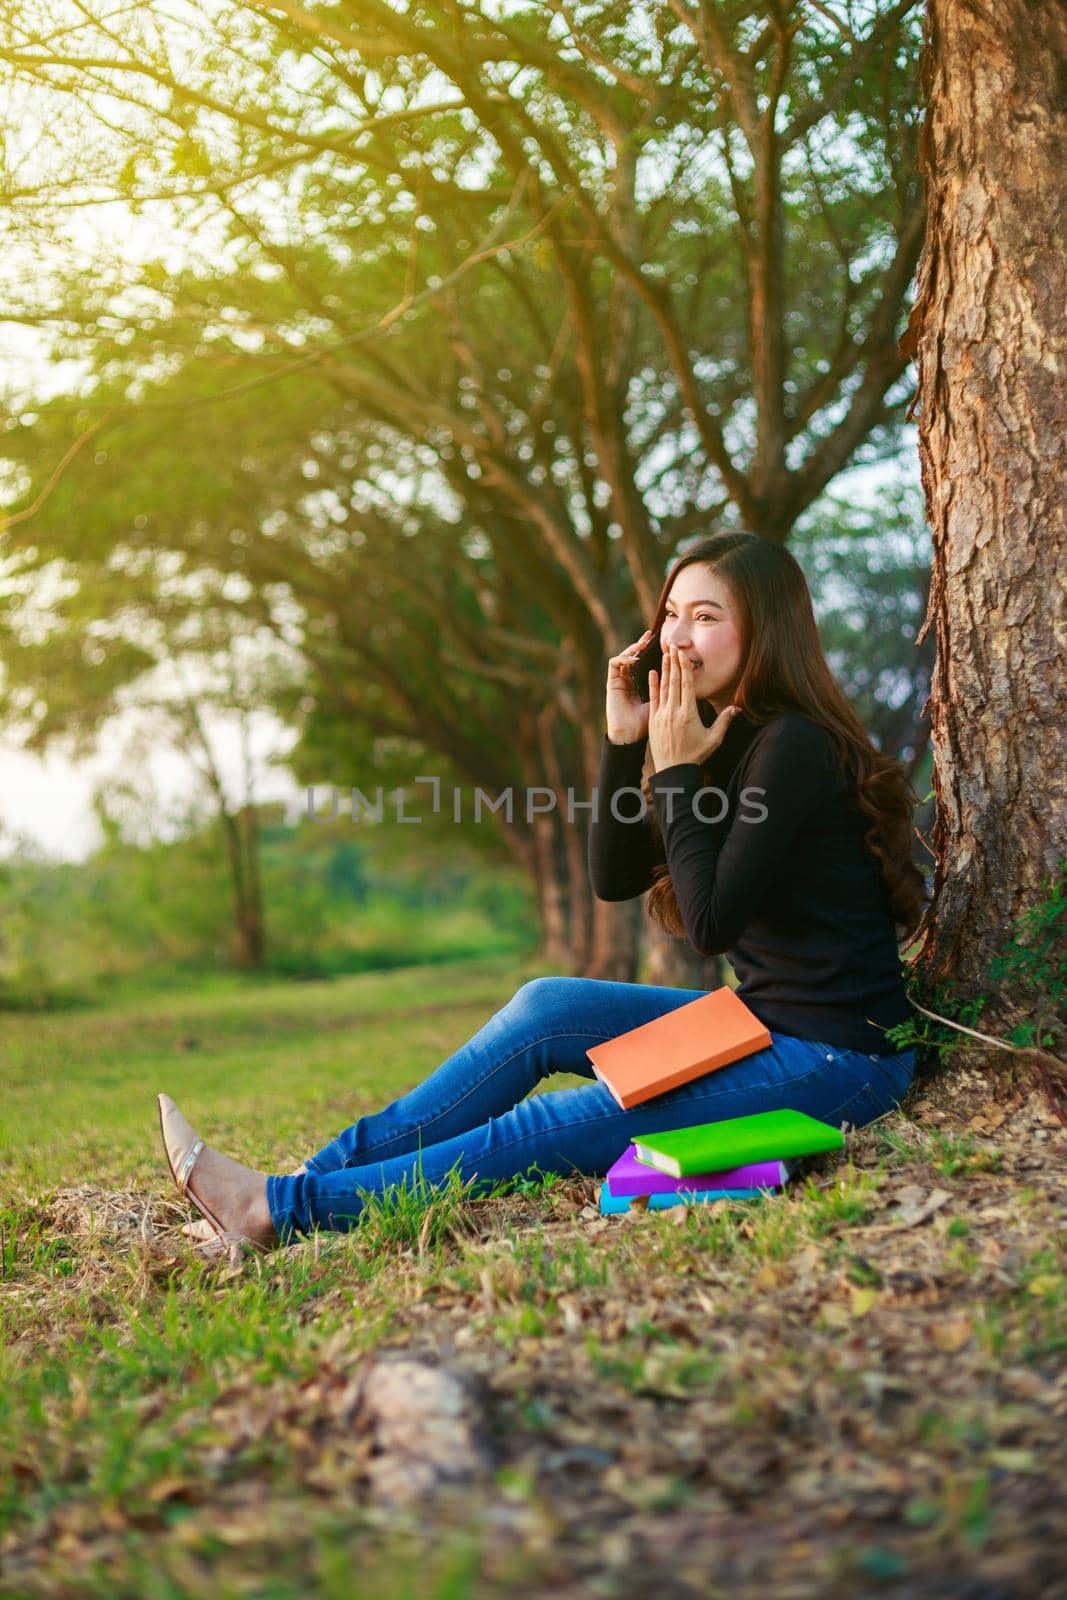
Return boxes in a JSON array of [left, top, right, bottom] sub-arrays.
[[586, 987, 772, 1110]]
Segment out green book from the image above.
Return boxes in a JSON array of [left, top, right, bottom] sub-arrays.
[[633, 1109, 844, 1179]]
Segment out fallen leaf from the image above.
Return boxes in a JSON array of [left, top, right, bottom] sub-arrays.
[[754, 1262, 786, 1291], [146, 1476, 195, 1504], [968, 1104, 1007, 1133], [559, 1295, 584, 1334], [68, 1374, 90, 1422], [850, 1286, 878, 1317], [988, 1448, 1038, 1473], [929, 1316, 973, 1352], [879, 1187, 953, 1230], [1026, 1275, 1060, 1296]]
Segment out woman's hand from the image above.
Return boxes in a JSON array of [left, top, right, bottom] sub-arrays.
[[648, 644, 739, 770], [605, 629, 654, 745]]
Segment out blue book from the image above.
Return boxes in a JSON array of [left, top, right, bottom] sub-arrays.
[[598, 1183, 763, 1216]]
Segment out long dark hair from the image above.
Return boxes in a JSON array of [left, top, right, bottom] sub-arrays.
[[639, 533, 927, 939]]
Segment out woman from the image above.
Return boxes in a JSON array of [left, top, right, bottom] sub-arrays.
[[159, 533, 924, 1248]]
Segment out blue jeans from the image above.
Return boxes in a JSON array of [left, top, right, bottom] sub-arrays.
[[266, 977, 915, 1240]]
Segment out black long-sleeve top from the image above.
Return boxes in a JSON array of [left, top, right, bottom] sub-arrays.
[[587, 712, 913, 1055]]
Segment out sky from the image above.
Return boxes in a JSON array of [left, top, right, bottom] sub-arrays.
[[0, 715, 304, 862], [0, 742, 108, 860]]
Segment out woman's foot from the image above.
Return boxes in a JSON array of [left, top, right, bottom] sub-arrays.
[[158, 1093, 280, 1250], [182, 1164, 306, 1242]]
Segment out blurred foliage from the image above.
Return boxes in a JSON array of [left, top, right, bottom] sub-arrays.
[[0, 0, 933, 982], [0, 805, 535, 1008], [791, 478, 934, 769]]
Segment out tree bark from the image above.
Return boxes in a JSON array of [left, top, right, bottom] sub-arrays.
[[536, 697, 593, 972], [639, 921, 726, 991], [909, 0, 1067, 1003], [235, 803, 266, 971], [221, 803, 266, 972], [585, 896, 642, 981], [529, 807, 571, 969]]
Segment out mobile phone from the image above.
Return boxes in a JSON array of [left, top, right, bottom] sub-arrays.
[[627, 633, 718, 727], [626, 632, 663, 703]]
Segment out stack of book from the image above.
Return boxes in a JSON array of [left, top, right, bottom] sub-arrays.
[[584, 988, 848, 1216], [598, 1108, 845, 1215]]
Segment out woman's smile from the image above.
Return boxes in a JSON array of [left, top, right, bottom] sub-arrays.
[[660, 565, 744, 711]]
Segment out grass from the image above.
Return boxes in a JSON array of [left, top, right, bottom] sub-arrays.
[[0, 952, 563, 1192], [1, 955, 1065, 1598]]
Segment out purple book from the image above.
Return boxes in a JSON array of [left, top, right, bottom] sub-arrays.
[[606, 1144, 794, 1198]]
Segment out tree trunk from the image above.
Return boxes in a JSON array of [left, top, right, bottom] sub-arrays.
[[639, 921, 726, 991], [233, 906, 265, 971], [585, 897, 642, 981], [909, 0, 1067, 1006], [537, 698, 593, 972], [564, 866, 595, 974], [235, 804, 266, 971], [218, 804, 265, 972], [530, 808, 571, 969]]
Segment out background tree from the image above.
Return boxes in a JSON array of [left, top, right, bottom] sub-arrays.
[[1, 0, 931, 981], [0, 561, 301, 970], [906, 0, 1066, 1061]]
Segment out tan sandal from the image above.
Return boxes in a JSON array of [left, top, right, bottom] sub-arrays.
[[181, 1159, 307, 1242], [181, 1217, 218, 1244], [157, 1092, 229, 1242]]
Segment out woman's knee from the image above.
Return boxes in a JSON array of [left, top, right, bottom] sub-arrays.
[[511, 975, 583, 1016]]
